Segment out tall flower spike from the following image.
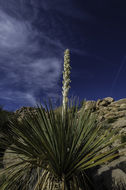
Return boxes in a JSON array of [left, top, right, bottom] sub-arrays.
[[62, 49, 71, 117]]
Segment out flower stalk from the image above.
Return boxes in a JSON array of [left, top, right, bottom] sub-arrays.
[[62, 49, 71, 118]]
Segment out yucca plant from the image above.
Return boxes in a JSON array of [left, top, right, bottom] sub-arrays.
[[0, 49, 126, 190]]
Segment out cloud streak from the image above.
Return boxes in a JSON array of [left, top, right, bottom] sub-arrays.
[[0, 10, 30, 49], [0, 6, 63, 110]]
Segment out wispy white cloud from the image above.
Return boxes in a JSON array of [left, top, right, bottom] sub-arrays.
[[0, 56, 62, 109], [0, 8, 63, 109], [0, 90, 36, 110], [0, 90, 36, 104], [0, 57, 62, 89], [0, 9, 31, 50]]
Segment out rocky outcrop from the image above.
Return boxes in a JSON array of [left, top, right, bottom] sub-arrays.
[[14, 106, 38, 120], [81, 97, 126, 136], [80, 97, 126, 190]]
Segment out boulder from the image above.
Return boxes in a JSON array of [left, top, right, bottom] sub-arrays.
[[92, 157, 126, 190], [96, 99, 102, 108], [84, 100, 96, 111], [104, 97, 114, 103], [96, 97, 114, 108], [112, 169, 126, 190]]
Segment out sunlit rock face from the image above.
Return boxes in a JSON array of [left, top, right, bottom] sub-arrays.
[[14, 106, 38, 120], [80, 97, 126, 190]]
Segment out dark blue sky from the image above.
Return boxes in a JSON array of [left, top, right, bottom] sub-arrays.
[[0, 0, 126, 111]]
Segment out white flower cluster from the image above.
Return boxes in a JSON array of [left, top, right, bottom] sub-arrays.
[[62, 49, 71, 116]]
